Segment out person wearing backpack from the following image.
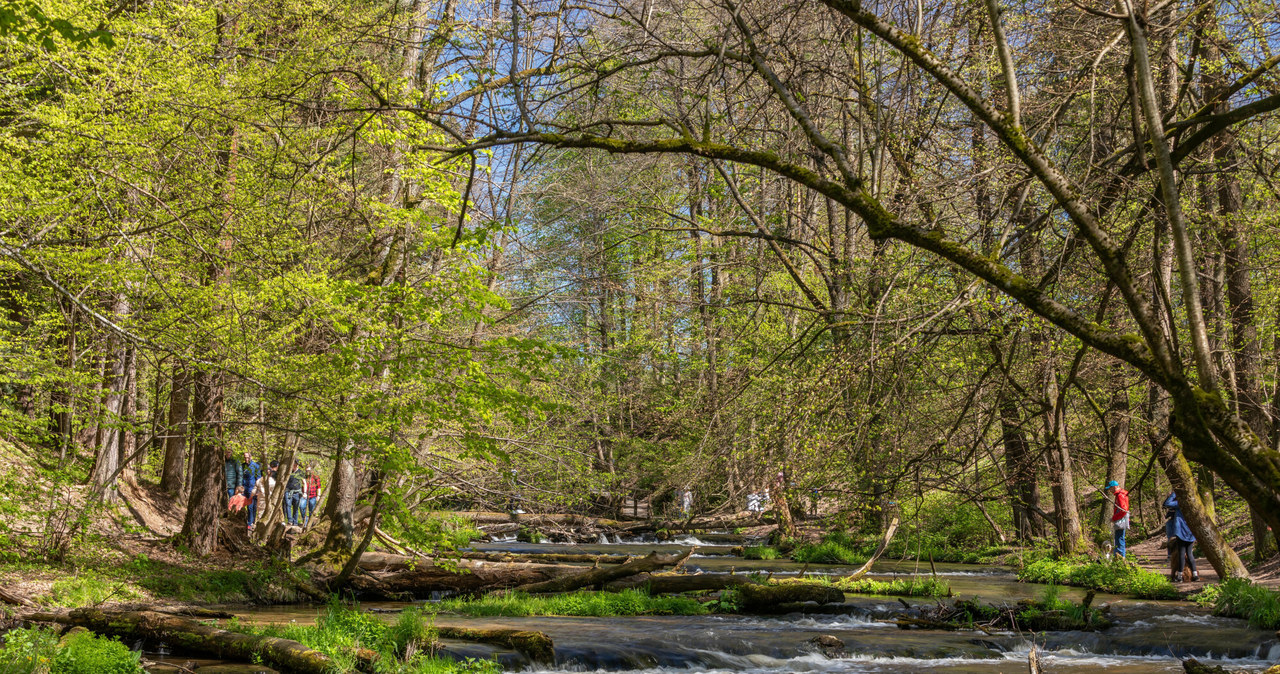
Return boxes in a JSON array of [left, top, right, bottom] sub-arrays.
[[284, 462, 306, 526], [1105, 480, 1130, 558]]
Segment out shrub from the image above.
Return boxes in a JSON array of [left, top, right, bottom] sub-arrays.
[[0, 626, 60, 674], [833, 576, 950, 597], [791, 537, 865, 565], [1195, 578, 1280, 630], [52, 630, 143, 674]]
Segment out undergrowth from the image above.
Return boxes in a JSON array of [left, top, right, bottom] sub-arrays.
[[742, 546, 781, 560], [433, 588, 707, 617], [1017, 558, 1178, 599], [830, 576, 950, 597], [1193, 578, 1280, 629], [791, 532, 866, 565], [0, 627, 143, 674]]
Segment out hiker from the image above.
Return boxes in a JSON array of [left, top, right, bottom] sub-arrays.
[[223, 450, 243, 501], [251, 462, 277, 531], [228, 485, 250, 512], [304, 464, 322, 527], [284, 461, 306, 526], [1164, 492, 1199, 582], [1104, 480, 1130, 558], [242, 451, 262, 529]]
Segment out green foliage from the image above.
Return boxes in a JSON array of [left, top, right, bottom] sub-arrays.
[[1194, 578, 1280, 630], [433, 589, 708, 617], [741, 545, 781, 560], [832, 576, 950, 597], [1017, 558, 1178, 599], [0, 626, 60, 674], [50, 631, 142, 674], [44, 571, 140, 607], [791, 532, 867, 565], [705, 588, 742, 613]]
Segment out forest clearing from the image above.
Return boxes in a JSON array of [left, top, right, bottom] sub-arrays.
[[1, 0, 1280, 671]]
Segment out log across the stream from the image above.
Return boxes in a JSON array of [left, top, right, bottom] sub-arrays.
[[512, 549, 693, 594]]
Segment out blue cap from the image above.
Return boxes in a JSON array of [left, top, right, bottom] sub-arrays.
[[1105, 480, 1119, 489]]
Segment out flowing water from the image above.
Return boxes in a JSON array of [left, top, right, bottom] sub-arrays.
[[197, 538, 1280, 673]]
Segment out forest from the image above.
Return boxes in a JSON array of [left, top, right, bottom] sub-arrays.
[[0, 0, 1279, 671]]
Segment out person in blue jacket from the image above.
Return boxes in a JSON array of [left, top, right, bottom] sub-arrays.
[[1164, 492, 1199, 582], [223, 449, 243, 501]]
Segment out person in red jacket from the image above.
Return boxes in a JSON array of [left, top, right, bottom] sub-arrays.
[[1105, 480, 1130, 558]]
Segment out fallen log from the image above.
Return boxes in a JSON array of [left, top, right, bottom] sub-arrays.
[[737, 582, 845, 612], [22, 608, 358, 674], [0, 585, 31, 606], [436, 626, 554, 663], [457, 551, 630, 565], [348, 553, 584, 598], [604, 573, 756, 594], [514, 549, 694, 594]]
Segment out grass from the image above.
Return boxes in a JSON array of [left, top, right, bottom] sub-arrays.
[[831, 576, 951, 597], [433, 589, 708, 617], [742, 546, 781, 560], [1193, 578, 1280, 629], [231, 600, 500, 673], [790, 537, 866, 565], [1017, 558, 1178, 599]]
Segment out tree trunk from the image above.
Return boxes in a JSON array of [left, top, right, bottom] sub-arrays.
[[175, 368, 225, 556], [88, 294, 130, 496], [322, 439, 358, 553], [160, 364, 189, 494], [1101, 365, 1130, 529]]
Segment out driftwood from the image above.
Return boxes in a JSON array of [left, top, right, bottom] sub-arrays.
[[513, 549, 694, 594], [436, 626, 554, 662], [1028, 643, 1042, 674], [22, 608, 357, 674], [841, 516, 899, 581]]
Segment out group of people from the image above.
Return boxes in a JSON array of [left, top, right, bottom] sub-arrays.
[[223, 450, 323, 530], [1103, 480, 1199, 582]]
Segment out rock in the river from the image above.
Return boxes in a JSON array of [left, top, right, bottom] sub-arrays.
[[806, 634, 845, 656]]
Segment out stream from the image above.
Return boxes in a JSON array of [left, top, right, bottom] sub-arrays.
[[158, 537, 1279, 673]]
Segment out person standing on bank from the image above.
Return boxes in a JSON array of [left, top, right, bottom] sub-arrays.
[[242, 451, 262, 530], [284, 461, 306, 526], [223, 450, 243, 501], [1104, 480, 1130, 558], [1164, 492, 1199, 582], [303, 465, 322, 527]]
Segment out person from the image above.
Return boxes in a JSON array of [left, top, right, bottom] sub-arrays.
[[1165, 492, 1199, 582], [242, 451, 262, 529], [223, 450, 243, 501], [284, 461, 305, 526], [228, 485, 250, 512], [1104, 480, 1130, 558], [304, 464, 322, 527], [251, 463, 277, 531]]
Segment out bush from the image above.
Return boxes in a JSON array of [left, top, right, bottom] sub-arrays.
[[0, 626, 61, 674], [1194, 578, 1280, 630], [52, 630, 143, 674], [1017, 558, 1178, 599], [791, 535, 866, 565], [832, 576, 950, 597]]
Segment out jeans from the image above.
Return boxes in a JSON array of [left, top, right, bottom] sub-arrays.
[[1113, 527, 1126, 558], [226, 487, 236, 500], [247, 496, 257, 527], [286, 492, 304, 525], [304, 496, 318, 525]]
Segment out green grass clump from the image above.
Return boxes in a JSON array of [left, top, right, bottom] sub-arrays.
[[233, 599, 498, 673], [44, 571, 142, 607], [832, 576, 950, 597], [1194, 578, 1280, 630], [742, 546, 781, 560], [0, 627, 143, 674], [1017, 558, 1177, 599], [788, 534, 870, 567], [434, 589, 707, 617]]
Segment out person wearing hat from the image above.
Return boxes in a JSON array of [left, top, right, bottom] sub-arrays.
[[1163, 492, 1198, 581], [1104, 480, 1130, 558]]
